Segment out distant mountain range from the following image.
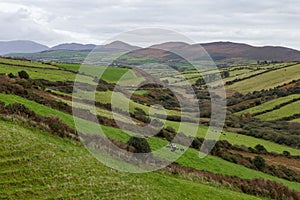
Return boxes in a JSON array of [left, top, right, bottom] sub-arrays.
[[50, 41, 140, 52], [0, 40, 49, 55], [51, 43, 96, 51], [148, 41, 300, 62], [3, 40, 300, 64]]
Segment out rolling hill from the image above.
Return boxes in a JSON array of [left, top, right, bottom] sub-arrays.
[[201, 42, 300, 62], [0, 40, 49, 55], [6, 41, 300, 65], [0, 56, 299, 199], [51, 43, 96, 51], [150, 41, 300, 62]]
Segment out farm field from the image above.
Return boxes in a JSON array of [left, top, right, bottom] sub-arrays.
[[0, 64, 93, 83], [257, 100, 300, 121], [236, 94, 300, 115], [0, 57, 59, 69], [0, 57, 299, 199], [291, 118, 300, 122], [74, 89, 181, 116], [0, 120, 267, 200], [4, 90, 297, 157], [0, 93, 299, 192], [227, 63, 300, 93], [164, 120, 300, 156], [0, 60, 137, 84]]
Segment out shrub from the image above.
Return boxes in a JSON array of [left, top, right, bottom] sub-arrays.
[[191, 138, 203, 149], [5, 103, 35, 118], [253, 156, 266, 170], [254, 144, 267, 154], [127, 136, 151, 153], [8, 73, 16, 78], [157, 126, 177, 141], [18, 70, 30, 79], [131, 108, 150, 123], [152, 119, 163, 127], [282, 150, 291, 158]]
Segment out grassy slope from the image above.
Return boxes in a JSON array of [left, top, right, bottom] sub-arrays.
[[0, 93, 299, 191], [74, 90, 181, 116], [291, 118, 300, 122], [57, 92, 300, 155], [0, 119, 265, 200], [56, 91, 300, 156], [0, 57, 59, 69], [236, 94, 300, 115], [257, 100, 300, 121], [0, 59, 135, 84], [227, 64, 300, 93], [54, 62, 138, 84], [165, 120, 300, 156], [0, 64, 92, 83]]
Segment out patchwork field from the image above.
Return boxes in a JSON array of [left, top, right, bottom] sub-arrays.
[[257, 100, 300, 121], [0, 57, 299, 199], [237, 94, 300, 115], [227, 63, 300, 93], [0, 93, 299, 193], [1, 120, 268, 200]]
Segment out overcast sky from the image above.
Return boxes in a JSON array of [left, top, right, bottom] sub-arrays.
[[1, 0, 300, 49]]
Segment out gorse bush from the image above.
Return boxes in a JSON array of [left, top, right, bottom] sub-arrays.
[[0, 102, 77, 140], [18, 70, 30, 79], [127, 136, 151, 153], [252, 156, 266, 170]]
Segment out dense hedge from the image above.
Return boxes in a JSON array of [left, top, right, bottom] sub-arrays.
[[166, 163, 300, 200], [0, 102, 77, 140]]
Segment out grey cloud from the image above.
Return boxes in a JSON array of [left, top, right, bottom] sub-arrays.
[[0, 0, 299, 49]]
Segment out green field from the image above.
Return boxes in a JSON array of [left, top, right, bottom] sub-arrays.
[[74, 90, 181, 116], [164, 120, 300, 156], [236, 94, 300, 115], [1, 120, 269, 200], [291, 118, 300, 122], [257, 100, 300, 121], [0, 64, 93, 83], [8, 50, 90, 63], [227, 64, 300, 93], [1, 57, 300, 199], [0, 57, 59, 69], [66, 64, 137, 83], [0, 93, 299, 192], [0, 59, 137, 84], [228, 68, 254, 77]]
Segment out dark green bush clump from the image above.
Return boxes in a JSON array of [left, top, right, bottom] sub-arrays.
[[18, 70, 30, 79], [127, 136, 151, 153]]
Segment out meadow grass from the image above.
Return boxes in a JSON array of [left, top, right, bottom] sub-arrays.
[[257, 100, 300, 121], [0, 57, 59, 69], [236, 94, 300, 115], [0, 93, 299, 192], [0, 64, 93, 83], [54, 62, 137, 83], [164, 120, 300, 156], [74, 90, 181, 116], [291, 118, 300, 122], [0, 119, 268, 200], [0, 57, 137, 84], [227, 64, 300, 93]]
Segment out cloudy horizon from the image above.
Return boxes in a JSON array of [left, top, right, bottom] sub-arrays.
[[1, 0, 300, 50]]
